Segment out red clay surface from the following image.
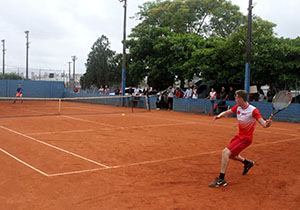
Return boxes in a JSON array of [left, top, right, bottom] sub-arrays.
[[0, 102, 299, 209]]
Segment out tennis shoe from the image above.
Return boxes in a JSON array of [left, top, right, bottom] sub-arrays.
[[208, 177, 227, 188], [242, 161, 255, 175]]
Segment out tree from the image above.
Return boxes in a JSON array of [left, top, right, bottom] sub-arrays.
[[80, 35, 120, 89], [0, 73, 23, 80], [135, 0, 245, 37], [127, 0, 246, 89]]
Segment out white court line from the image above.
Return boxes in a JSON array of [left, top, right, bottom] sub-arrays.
[[62, 106, 114, 113], [122, 121, 196, 129], [0, 147, 49, 177], [48, 167, 109, 177], [61, 115, 114, 127], [0, 125, 110, 168], [47, 137, 300, 177], [27, 129, 94, 135]]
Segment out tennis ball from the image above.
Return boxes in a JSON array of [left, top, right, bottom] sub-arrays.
[[122, 113, 125, 117]]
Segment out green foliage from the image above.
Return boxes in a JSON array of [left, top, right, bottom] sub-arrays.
[[0, 73, 23, 80], [80, 35, 121, 89], [81, 0, 299, 92], [127, 0, 299, 90]]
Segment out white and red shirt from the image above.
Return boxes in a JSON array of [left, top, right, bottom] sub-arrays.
[[209, 91, 217, 100], [231, 104, 262, 140]]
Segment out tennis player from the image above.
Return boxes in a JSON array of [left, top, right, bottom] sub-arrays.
[[13, 84, 23, 104], [209, 90, 272, 187]]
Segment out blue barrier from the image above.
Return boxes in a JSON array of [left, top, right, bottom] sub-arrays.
[[1, 80, 298, 123], [0, 80, 64, 98], [170, 98, 300, 123]]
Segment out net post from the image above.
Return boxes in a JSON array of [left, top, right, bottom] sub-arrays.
[[58, 99, 61, 114], [145, 95, 150, 111]]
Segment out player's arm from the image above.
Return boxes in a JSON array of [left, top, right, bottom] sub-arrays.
[[257, 118, 272, 128], [213, 109, 233, 121]]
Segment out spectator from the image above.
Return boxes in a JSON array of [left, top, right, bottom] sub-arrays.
[[104, 85, 110, 95], [133, 86, 140, 96], [215, 87, 228, 114], [206, 87, 217, 115], [114, 86, 120, 95], [143, 86, 149, 96], [206, 87, 217, 100], [192, 84, 198, 99], [127, 85, 134, 95], [174, 87, 183, 98], [156, 91, 164, 110], [184, 84, 193, 99], [227, 87, 235, 100], [267, 87, 276, 102], [167, 86, 174, 110], [98, 85, 104, 95], [258, 88, 265, 101], [218, 87, 227, 100]]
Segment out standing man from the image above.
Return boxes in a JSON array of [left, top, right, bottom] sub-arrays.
[[184, 84, 193, 99], [209, 90, 272, 187], [227, 86, 235, 100], [13, 84, 23, 104], [206, 87, 217, 115]]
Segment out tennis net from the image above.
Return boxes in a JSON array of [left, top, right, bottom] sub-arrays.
[[0, 95, 149, 118]]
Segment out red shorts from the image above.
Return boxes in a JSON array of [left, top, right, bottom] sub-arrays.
[[227, 135, 252, 156], [16, 93, 22, 97]]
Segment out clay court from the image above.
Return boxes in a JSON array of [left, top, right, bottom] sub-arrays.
[[0, 101, 299, 210]]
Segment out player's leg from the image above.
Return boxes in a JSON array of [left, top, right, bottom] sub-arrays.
[[13, 95, 17, 103], [230, 149, 255, 175], [209, 148, 231, 187]]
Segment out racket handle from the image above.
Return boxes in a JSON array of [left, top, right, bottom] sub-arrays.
[[268, 115, 273, 120]]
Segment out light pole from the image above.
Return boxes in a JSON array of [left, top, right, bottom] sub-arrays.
[[1, 39, 5, 80], [244, 0, 253, 97], [71, 56, 77, 88], [68, 61, 72, 88], [25, 30, 30, 80], [119, 0, 127, 96]]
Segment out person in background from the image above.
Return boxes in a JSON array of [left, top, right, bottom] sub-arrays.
[[13, 84, 23, 104], [98, 85, 104, 95], [127, 85, 134, 95], [167, 86, 174, 110], [104, 85, 110, 95], [215, 87, 227, 113], [114, 86, 120, 95], [206, 87, 217, 115], [227, 87, 235, 100], [192, 84, 198, 99], [218, 87, 227, 101], [156, 91, 164, 110], [174, 87, 183, 98], [184, 84, 193, 99], [134, 86, 140, 96], [258, 88, 265, 101], [209, 90, 272, 188]]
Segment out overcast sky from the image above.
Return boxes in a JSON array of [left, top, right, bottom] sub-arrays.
[[0, 0, 299, 75]]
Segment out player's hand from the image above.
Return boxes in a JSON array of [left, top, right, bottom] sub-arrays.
[[265, 120, 272, 127]]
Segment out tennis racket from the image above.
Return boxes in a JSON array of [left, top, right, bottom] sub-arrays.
[[269, 90, 292, 120]]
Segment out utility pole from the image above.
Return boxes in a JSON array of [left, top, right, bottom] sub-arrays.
[[71, 56, 77, 88], [25, 30, 30, 80], [68, 61, 72, 88], [244, 0, 253, 97], [1, 39, 5, 80], [119, 0, 127, 95]]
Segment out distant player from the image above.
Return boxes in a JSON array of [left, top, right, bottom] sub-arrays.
[[209, 90, 272, 187], [13, 84, 23, 104]]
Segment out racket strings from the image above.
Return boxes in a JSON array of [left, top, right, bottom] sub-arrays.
[[273, 91, 292, 110]]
